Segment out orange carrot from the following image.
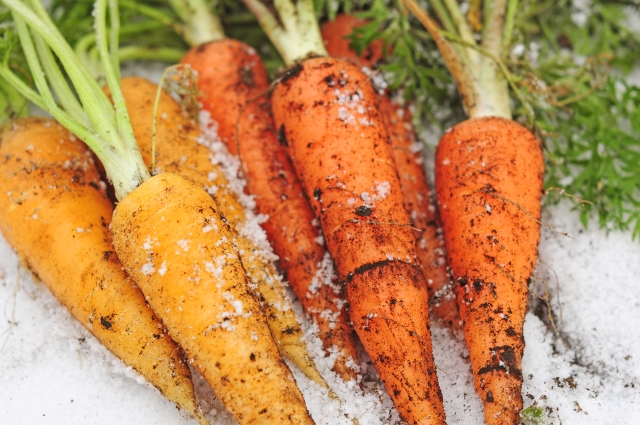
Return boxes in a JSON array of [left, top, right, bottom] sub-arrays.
[[436, 117, 543, 424], [320, 13, 385, 68], [271, 55, 445, 425], [180, 38, 359, 381], [0, 117, 208, 425], [1, 3, 316, 424], [403, 0, 546, 423], [321, 13, 459, 328], [109, 75, 327, 387], [246, 1, 446, 422]]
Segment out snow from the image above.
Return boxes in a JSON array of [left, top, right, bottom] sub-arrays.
[[2, 198, 639, 424]]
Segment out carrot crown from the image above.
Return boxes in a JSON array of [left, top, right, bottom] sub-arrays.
[[402, 0, 512, 120], [0, 0, 149, 201], [167, 0, 225, 46], [243, 0, 327, 66]]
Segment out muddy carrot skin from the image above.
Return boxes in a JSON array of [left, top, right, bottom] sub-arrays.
[[321, 13, 458, 328], [272, 57, 446, 425], [435, 117, 544, 423], [180, 40, 359, 381], [0, 117, 208, 425]]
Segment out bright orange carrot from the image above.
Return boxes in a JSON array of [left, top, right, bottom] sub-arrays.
[[321, 13, 459, 328], [0, 117, 208, 425], [436, 117, 543, 424], [1, 3, 315, 424], [180, 38, 359, 381], [403, 0, 546, 423], [247, 1, 446, 422]]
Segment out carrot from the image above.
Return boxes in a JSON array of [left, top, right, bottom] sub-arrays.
[[403, 1, 545, 423], [321, 13, 459, 328], [245, 1, 446, 423], [0, 2, 315, 424], [0, 117, 208, 425], [320, 13, 385, 68], [110, 75, 326, 386], [173, 4, 359, 380]]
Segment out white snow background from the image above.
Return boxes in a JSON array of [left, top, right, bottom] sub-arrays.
[[2, 19, 640, 425]]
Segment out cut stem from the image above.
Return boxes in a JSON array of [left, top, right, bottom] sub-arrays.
[[168, 0, 225, 46], [243, 0, 327, 66]]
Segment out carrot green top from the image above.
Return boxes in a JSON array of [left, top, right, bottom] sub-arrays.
[[0, 0, 149, 201], [243, 0, 327, 66], [167, 0, 225, 46], [402, 0, 513, 120]]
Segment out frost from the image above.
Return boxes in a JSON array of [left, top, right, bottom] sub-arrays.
[[141, 263, 155, 276], [158, 261, 167, 276]]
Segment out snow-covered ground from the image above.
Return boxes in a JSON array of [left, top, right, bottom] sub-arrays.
[[1, 200, 639, 425]]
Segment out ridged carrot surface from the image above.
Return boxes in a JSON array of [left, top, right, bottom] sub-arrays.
[[435, 117, 544, 424], [0, 117, 208, 425], [111, 172, 314, 425], [322, 14, 458, 328], [272, 57, 446, 425], [180, 40, 359, 380], [112, 76, 325, 386]]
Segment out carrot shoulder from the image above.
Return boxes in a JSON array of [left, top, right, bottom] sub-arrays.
[[321, 13, 458, 328], [0, 117, 208, 425], [180, 39, 359, 380], [272, 57, 445, 425], [436, 117, 543, 423]]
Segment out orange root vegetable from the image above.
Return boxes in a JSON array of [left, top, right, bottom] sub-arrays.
[[113, 76, 326, 386], [111, 172, 314, 425], [180, 39, 359, 381], [435, 117, 544, 423], [272, 57, 446, 425], [321, 14, 458, 328], [0, 117, 208, 425], [320, 14, 385, 68]]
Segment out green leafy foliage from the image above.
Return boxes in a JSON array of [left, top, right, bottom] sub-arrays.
[[0, 9, 29, 124], [315, 0, 463, 129], [520, 405, 548, 424], [507, 0, 640, 236]]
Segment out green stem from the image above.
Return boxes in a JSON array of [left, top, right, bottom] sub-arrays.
[[119, 46, 186, 63], [502, 0, 518, 52], [168, 0, 225, 46], [428, 0, 457, 35], [2, 0, 150, 200], [243, 0, 327, 66], [442, 0, 479, 63]]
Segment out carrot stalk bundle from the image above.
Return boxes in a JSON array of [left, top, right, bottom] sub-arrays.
[[245, 1, 446, 423], [0, 117, 208, 425], [172, 1, 359, 381], [403, 0, 545, 423], [0, 1, 315, 423], [321, 13, 458, 329]]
